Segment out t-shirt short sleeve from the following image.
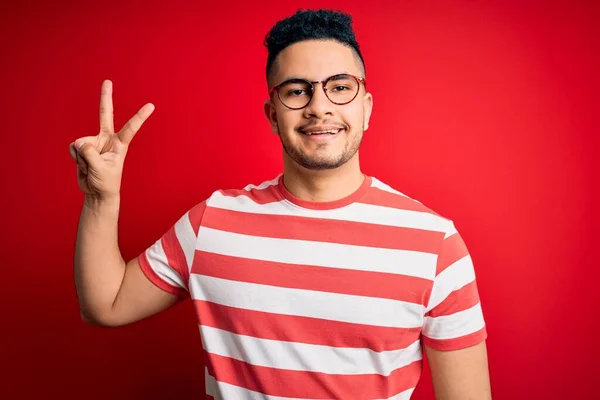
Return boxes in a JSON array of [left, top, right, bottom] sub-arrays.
[[421, 221, 487, 351], [138, 201, 207, 295]]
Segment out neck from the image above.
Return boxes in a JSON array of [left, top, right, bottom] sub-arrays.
[[282, 152, 365, 202]]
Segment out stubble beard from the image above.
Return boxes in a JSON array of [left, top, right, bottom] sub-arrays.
[[278, 127, 363, 171]]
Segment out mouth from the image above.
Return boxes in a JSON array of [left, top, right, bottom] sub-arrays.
[[299, 128, 345, 137]]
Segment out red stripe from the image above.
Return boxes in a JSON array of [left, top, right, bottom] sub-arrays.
[[161, 224, 190, 284], [436, 232, 469, 275], [205, 352, 422, 399], [422, 326, 487, 351], [202, 207, 443, 253], [137, 252, 182, 295], [193, 300, 421, 351], [278, 175, 372, 210], [425, 281, 481, 318], [216, 176, 441, 216], [360, 186, 442, 215], [192, 251, 432, 304], [189, 200, 207, 236]]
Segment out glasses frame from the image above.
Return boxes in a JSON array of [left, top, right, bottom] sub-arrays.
[[268, 73, 367, 110]]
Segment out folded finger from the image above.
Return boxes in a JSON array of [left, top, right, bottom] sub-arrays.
[[74, 139, 102, 170]]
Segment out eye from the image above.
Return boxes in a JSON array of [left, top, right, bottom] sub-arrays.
[[288, 88, 309, 97], [330, 85, 351, 92]]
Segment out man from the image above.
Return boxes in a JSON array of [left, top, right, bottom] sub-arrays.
[[70, 9, 491, 400]]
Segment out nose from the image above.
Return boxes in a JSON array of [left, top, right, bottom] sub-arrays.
[[303, 83, 334, 119]]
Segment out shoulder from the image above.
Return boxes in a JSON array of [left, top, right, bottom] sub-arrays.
[[214, 174, 282, 198], [198, 174, 284, 210], [365, 176, 455, 235]]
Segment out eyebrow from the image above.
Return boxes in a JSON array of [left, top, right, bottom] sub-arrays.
[[327, 74, 352, 81], [279, 72, 351, 83]]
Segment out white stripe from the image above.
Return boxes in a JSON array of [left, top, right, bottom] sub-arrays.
[[174, 211, 196, 272], [190, 274, 424, 328], [197, 227, 437, 280], [370, 177, 410, 198], [444, 223, 458, 239], [209, 190, 451, 233], [423, 302, 485, 339], [205, 368, 311, 399], [377, 387, 416, 400], [201, 325, 422, 376], [243, 175, 281, 191], [145, 239, 186, 289], [426, 255, 476, 311]]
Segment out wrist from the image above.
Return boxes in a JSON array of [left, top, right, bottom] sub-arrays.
[[83, 193, 120, 213]]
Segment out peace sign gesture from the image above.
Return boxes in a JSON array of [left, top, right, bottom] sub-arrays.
[[69, 80, 154, 200]]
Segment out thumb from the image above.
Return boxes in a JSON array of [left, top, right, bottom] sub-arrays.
[[74, 139, 103, 169]]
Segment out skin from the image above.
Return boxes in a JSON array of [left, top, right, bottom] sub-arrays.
[[264, 40, 373, 202], [70, 38, 491, 399], [426, 343, 492, 400], [69, 82, 177, 327]]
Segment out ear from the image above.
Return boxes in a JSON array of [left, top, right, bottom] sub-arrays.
[[263, 99, 279, 135], [362, 91, 373, 131]]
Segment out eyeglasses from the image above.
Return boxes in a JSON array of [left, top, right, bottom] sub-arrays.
[[269, 73, 366, 110]]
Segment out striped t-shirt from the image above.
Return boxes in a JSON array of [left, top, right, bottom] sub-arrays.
[[139, 173, 487, 400]]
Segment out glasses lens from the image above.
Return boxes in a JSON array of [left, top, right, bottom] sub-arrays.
[[279, 79, 313, 109], [325, 75, 359, 104]]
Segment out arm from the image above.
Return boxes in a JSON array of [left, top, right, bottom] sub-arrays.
[[421, 221, 490, 399], [71, 79, 178, 327], [74, 195, 178, 327], [425, 342, 491, 400]]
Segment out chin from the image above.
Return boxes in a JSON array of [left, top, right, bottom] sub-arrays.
[[296, 154, 350, 170]]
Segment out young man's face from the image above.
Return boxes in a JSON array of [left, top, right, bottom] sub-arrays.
[[264, 40, 373, 171]]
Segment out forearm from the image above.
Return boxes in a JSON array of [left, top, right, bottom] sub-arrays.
[[74, 195, 126, 324]]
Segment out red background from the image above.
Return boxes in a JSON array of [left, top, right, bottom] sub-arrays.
[[1, 0, 598, 398]]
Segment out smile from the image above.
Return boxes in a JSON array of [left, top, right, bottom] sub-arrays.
[[300, 129, 343, 136]]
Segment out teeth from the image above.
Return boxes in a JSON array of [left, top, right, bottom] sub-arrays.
[[304, 129, 341, 135]]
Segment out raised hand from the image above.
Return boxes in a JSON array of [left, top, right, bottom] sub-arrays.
[[69, 80, 154, 200]]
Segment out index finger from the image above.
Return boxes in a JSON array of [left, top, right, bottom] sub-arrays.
[[99, 80, 114, 133]]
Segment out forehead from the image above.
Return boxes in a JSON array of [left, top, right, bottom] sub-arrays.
[[273, 39, 362, 82]]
